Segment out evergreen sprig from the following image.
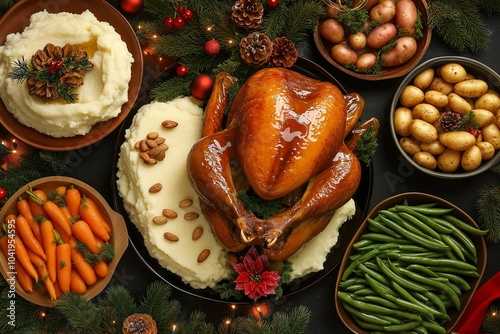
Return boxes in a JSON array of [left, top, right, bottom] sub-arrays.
[[482, 304, 500, 334], [233, 305, 311, 334], [476, 185, 500, 242]]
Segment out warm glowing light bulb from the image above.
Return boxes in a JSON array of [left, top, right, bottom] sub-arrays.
[[40, 311, 46, 318], [138, 24, 142, 29], [228, 39, 234, 45], [153, 34, 158, 39], [231, 304, 236, 310]]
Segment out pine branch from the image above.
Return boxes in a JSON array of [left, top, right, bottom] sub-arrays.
[[55, 292, 103, 331], [234, 316, 271, 334], [476, 185, 500, 242], [270, 306, 311, 334], [281, 1, 324, 45], [260, 5, 289, 40], [481, 304, 500, 334], [478, 0, 500, 15], [98, 285, 137, 333], [138, 281, 181, 333], [178, 311, 216, 334], [149, 75, 192, 102]]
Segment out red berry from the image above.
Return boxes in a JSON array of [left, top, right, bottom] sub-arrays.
[[0, 188, 7, 200], [182, 9, 193, 20], [267, 0, 279, 8], [176, 65, 189, 77], [164, 17, 174, 28], [204, 39, 220, 56], [177, 5, 185, 14], [173, 16, 185, 28]]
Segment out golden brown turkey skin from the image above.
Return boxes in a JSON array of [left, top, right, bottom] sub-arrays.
[[187, 68, 374, 261]]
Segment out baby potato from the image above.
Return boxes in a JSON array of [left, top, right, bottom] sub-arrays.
[[424, 90, 449, 108], [413, 68, 435, 90], [428, 77, 454, 95], [412, 103, 440, 124], [477, 141, 496, 160], [393, 106, 413, 136], [439, 131, 476, 151], [472, 109, 495, 127], [440, 63, 467, 84], [331, 43, 358, 66], [495, 112, 500, 128], [320, 18, 345, 44], [420, 140, 446, 155], [367, 22, 397, 49], [448, 93, 474, 115], [437, 148, 462, 173], [410, 119, 438, 143], [356, 52, 377, 71], [414, 151, 437, 170], [454, 79, 489, 98], [380, 37, 417, 67], [475, 92, 500, 112], [399, 85, 424, 107], [348, 32, 367, 50], [395, 0, 418, 36], [400, 137, 421, 155], [482, 123, 500, 149], [370, 1, 396, 23], [461, 145, 482, 171]]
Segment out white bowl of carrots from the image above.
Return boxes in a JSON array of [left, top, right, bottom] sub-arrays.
[[0, 176, 128, 307]]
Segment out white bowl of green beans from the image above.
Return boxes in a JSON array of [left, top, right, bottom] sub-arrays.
[[335, 192, 487, 334]]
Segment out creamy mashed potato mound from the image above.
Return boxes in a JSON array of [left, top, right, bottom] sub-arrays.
[[0, 10, 133, 137], [116, 97, 356, 288]]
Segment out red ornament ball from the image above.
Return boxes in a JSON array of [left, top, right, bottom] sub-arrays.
[[164, 17, 174, 29], [0, 188, 6, 200], [119, 0, 144, 16], [176, 65, 189, 77], [204, 39, 220, 57], [190, 74, 214, 100], [266, 0, 279, 8], [173, 16, 185, 28], [182, 9, 193, 20]]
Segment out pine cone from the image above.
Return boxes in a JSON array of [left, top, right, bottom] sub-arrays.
[[268, 37, 298, 68], [231, 0, 264, 30], [122, 313, 158, 334], [28, 43, 91, 100], [239, 32, 273, 68], [440, 111, 462, 131]]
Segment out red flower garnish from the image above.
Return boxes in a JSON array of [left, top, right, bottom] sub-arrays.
[[233, 246, 280, 301]]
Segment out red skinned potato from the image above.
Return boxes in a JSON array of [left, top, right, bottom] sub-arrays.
[[395, 0, 418, 35], [369, 1, 396, 23], [331, 43, 358, 66], [356, 52, 377, 71], [320, 18, 345, 44], [366, 22, 397, 49], [381, 36, 417, 67]]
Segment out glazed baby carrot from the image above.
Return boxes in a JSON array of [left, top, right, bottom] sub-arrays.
[[15, 261, 33, 293], [71, 220, 100, 254], [28, 189, 47, 218], [70, 269, 87, 295], [27, 189, 72, 238], [13, 235, 38, 281], [79, 196, 110, 241], [16, 215, 46, 261], [16, 196, 43, 244], [65, 185, 81, 218], [94, 260, 108, 278], [40, 218, 57, 283], [28, 249, 57, 300], [55, 185, 67, 197], [56, 242, 72, 293], [68, 236, 97, 286]]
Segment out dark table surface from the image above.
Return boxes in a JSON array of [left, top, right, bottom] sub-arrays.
[[5, 2, 500, 333]]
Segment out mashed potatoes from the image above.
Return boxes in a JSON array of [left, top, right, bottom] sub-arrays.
[[0, 10, 133, 137], [116, 96, 356, 289]]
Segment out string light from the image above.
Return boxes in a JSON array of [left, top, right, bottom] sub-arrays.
[[206, 24, 215, 32], [171, 324, 176, 333], [228, 39, 234, 45], [40, 311, 46, 319]]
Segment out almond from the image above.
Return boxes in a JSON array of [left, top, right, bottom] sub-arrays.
[[162, 120, 178, 129], [179, 199, 193, 208], [154, 137, 166, 145], [192, 226, 203, 240], [140, 140, 149, 152], [152, 216, 168, 225], [139, 151, 150, 162], [156, 151, 166, 161], [184, 211, 199, 221], [149, 183, 162, 193], [159, 143, 169, 152], [164, 232, 179, 242], [146, 158, 157, 165], [197, 249, 210, 263], [162, 209, 178, 218], [147, 131, 159, 140], [146, 139, 158, 148], [148, 146, 162, 156], [134, 140, 141, 150]]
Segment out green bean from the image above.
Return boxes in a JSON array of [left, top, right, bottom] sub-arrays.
[[376, 257, 427, 292], [443, 214, 488, 236], [381, 321, 422, 332], [352, 238, 374, 249], [361, 232, 411, 244], [353, 288, 377, 296], [397, 255, 477, 271], [400, 219, 438, 241], [440, 234, 466, 261], [398, 211, 442, 240], [368, 217, 402, 238], [339, 277, 366, 289], [344, 283, 367, 291], [398, 244, 429, 252], [394, 205, 454, 234], [358, 262, 391, 285], [362, 295, 399, 309], [376, 314, 405, 325], [337, 292, 423, 320], [432, 217, 477, 257], [350, 317, 385, 331], [391, 281, 447, 320], [421, 320, 446, 334], [342, 248, 379, 280], [407, 264, 439, 278], [396, 204, 453, 216], [424, 266, 480, 277], [435, 272, 470, 291], [378, 215, 450, 252], [364, 273, 398, 297], [398, 267, 461, 310], [422, 291, 447, 315], [343, 303, 393, 326]]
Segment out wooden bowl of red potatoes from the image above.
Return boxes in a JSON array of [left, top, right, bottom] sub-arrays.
[[314, 0, 431, 80]]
